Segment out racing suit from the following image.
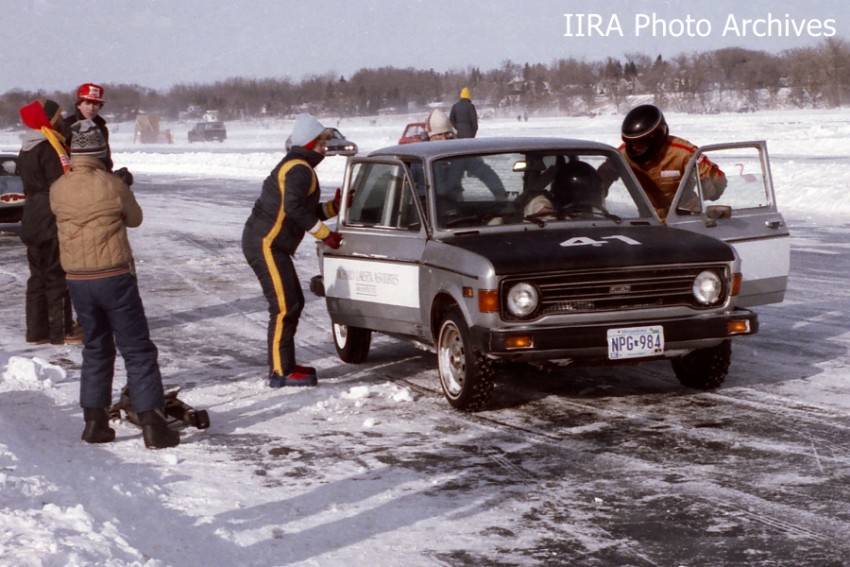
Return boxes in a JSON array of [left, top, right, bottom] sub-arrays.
[[241, 147, 338, 379], [616, 135, 726, 221]]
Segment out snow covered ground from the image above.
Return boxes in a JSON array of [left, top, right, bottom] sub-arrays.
[[2, 109, 850, 566]]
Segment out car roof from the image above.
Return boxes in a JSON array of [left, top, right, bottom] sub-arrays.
[[369, 137, 618, 160]]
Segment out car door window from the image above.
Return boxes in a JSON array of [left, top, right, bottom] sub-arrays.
[[346, 162, 421, 230], [676, 145, 773, 214]]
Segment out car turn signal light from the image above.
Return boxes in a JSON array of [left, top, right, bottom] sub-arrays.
[[505, 335, 533, 349], [727, 319, 751, 334], [478, 290, 499, 313], [731, 273, 742, 296]]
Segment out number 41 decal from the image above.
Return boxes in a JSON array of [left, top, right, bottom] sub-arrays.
[[560, 235, 642, 247]]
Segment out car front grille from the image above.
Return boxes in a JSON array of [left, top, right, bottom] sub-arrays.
[[500, 264, 728, 320]]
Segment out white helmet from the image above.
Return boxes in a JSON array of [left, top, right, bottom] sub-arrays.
[[426, 109, 453, 138]]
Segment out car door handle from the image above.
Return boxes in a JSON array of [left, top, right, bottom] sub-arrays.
[[765, 219, 784, 229]]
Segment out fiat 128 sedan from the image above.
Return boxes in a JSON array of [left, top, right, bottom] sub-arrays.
[[311, 137, 789, 411]]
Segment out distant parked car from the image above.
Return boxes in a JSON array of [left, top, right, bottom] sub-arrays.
[[285, 127, 358, 156], [0, 153, 24, 229], [188, 121, 227, 143], [325, 128, 358, 156], [398, 122, 428, 144]]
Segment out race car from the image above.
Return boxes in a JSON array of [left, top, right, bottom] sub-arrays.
[[310, 137, 789, 411]]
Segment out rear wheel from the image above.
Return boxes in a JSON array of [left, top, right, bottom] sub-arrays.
[[437, 306, 494, 412], [671, 340, 731, 389], [332, 321, 371, 363]]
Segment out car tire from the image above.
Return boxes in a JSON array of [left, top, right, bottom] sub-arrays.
[[671, 339, 731, 390], [332, 322, 371, 363], [436, 306, 494, 412]]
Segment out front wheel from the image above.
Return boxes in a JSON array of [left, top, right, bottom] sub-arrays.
[[671, 340, 731, 390], [436, 306, 494, 412], [332, 321, 371, 363]]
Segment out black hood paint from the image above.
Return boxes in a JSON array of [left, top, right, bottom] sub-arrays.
[[439, 225, 734, 275]]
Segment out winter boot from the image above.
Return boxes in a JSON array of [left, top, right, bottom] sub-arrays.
[[81, 408, 116, 444], [137, 409, 180, 449], [25, 293, 49, 344], [269, 365, 318, 388]]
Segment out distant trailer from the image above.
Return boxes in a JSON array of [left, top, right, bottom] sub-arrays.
[[134, 114, 173, 144]]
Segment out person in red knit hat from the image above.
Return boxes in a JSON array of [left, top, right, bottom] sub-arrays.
[[18, 100, 82, 345], [62, 83, 133, 186]]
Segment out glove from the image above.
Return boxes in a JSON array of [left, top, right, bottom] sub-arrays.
[[114, 167, 134, 187], [333, 188, 341, 211], [322, 231, 343, 249]]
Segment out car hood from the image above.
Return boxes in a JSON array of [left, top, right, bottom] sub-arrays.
[[437, 225, 735, 275]]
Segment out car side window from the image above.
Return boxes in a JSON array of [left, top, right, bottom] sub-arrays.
[[346, 162, 421, 230], [698, 147, 770, 210], [674, 146, 771, 217]]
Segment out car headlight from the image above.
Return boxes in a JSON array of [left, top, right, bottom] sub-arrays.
[[693, 270, 723, 305], [506, 282, 539, 317]]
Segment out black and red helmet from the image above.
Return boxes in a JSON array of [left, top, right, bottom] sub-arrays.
[[621, 104, 668, 162]]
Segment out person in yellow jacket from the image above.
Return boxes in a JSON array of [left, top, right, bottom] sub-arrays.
[[602, 104, 727, 221]]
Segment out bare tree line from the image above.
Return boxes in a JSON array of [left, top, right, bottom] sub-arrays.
[[1, 39, 848, 128]]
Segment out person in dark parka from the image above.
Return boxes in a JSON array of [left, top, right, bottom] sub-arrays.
[[63, 83, 113, 171], [62, 83, 133, 186], [449, 87, 479, 139], [18, 99, 81, 345]]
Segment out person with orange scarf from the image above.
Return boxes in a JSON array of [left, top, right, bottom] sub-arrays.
[[18, 99, 81, 345]]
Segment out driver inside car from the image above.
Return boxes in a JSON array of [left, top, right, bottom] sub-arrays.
[[551, 157, 606, 212]]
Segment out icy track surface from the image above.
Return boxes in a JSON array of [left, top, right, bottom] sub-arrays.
[[2, 110, 850, 566]]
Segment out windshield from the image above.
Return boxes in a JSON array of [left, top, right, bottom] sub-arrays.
[[430, 151, 645, 229]]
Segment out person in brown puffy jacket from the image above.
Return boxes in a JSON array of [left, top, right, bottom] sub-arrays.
[[50, 119, 178, 449]]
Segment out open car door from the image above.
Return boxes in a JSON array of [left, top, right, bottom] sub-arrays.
[[666, 141, 789, 307], [321, 157, 428, 337]]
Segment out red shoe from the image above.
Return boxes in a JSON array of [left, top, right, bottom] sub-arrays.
[[269, 368, 318, 388], [293, 365, 317, 377]]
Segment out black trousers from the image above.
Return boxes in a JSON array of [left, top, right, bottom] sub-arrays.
[[243, 233, 304, 378], [25, 238, 73, 342]]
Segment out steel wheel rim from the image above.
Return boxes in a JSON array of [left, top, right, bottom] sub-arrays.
[[333, 323, 348, 348], [438, 322, 465, 397]]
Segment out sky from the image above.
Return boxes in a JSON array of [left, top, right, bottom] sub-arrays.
[[1, 0, 848, 95]]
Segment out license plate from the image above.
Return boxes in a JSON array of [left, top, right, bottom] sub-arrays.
[[607, 326, 664, 360]]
